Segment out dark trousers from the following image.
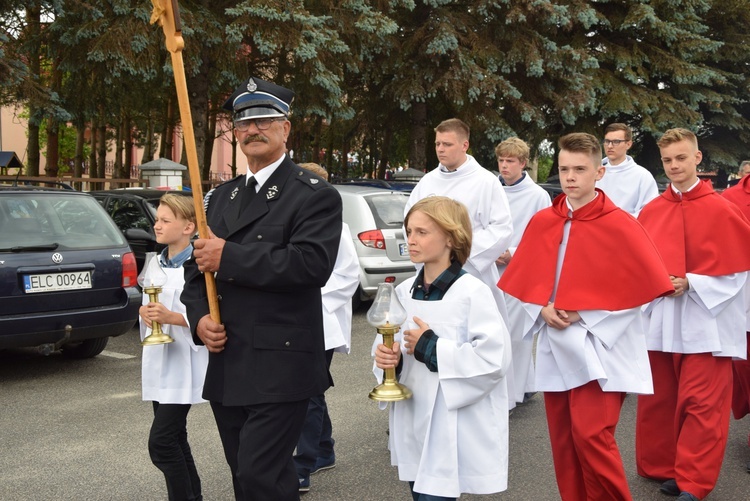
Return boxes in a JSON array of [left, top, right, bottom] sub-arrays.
[[211, 399, 309, 501], [149, 402, 202, 501], [294, 349, 335, 476]]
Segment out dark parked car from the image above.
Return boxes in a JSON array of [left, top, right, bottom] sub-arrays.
[[90, 188, 193, 272], [0, 184, 141, 358]]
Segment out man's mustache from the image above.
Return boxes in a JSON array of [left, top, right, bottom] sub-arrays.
[[243, 135, 269, 145]]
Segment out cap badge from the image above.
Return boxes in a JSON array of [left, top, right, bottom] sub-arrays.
[[246, 78, 257, 93], [230, 186, 239, 200], [266, 185, 279, 200], [310, 179, 319, 185]]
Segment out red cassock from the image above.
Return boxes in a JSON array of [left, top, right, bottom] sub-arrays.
[[722, 175, 750, 440], [499, 189, 674, 309], [498, 190, 673, 501], [635, 180, 750, 498]]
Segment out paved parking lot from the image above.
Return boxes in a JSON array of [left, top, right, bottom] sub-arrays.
[[1, 308, 748, 500]]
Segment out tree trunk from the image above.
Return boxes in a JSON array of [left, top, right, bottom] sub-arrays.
[[97, 116, 107, 185], [377, 125, 393, 180], [203, 107, 217, 182], [73, 121, 85, 190], [25, 5, 42, 176], [45, 119, 60, 178], [123, 115, 133, 180], [89, 118, 98, 189], [409, 102, 428, 170], [186, 49, 210, 172]]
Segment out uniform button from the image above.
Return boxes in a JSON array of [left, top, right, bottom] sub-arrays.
[[285, 341, 291, 347], [257, 234, 263, 240], [217, 295, 223, 301], [298, 171, 303, 176]]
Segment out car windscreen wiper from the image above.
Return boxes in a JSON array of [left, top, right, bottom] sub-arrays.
[[0, 243, 60, 252]]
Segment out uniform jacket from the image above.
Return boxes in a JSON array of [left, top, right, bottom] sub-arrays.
[[182, 156, 342, 406]]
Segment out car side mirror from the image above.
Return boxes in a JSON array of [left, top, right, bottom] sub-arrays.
[[124, 228, 155, 241]]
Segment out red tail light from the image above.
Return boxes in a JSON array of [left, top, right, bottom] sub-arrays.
[[121, 252, 138, 287], [358, 229, 386, 250]]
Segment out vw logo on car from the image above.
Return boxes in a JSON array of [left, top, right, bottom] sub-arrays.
[[52, 252, 63, 264]]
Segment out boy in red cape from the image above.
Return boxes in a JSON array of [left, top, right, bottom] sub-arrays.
[[635, 128, 750, 501], [499, 133, 673, 501], [722, 162, 750, 474]]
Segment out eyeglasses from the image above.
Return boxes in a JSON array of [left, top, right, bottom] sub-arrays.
[[234, 117, 286, 132], [603, 139, 628, 146]]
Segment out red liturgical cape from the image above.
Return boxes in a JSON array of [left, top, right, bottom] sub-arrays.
[[638, 180, 750, 277], [498, 190, 673, 311], [722, 174, 750, 220]]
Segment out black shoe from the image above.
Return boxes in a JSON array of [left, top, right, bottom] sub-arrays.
[[659, 479, 679, 496], [676, 492, 699, 501], [746, 460, 750, 473], [311, 454, 336, 475], [298, 475, 310, 493]]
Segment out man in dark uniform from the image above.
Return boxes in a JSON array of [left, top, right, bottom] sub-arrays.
[[181, 77, 342, 500]]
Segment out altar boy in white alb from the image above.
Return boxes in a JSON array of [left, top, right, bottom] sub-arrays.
[[597, 123, 659, 217], [495, 137, 551, 408], [405, 118, 513, 320], [375, 196, 510, 500]]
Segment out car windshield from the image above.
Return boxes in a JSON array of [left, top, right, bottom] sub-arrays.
[[0, 193, 126, 249], [365, 193, 409, 229]]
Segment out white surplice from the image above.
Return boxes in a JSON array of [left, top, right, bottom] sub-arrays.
[[597, 155, 659, 217], [643, 272, 748, 359], [141, 267, 208, 404], [386, 274, 511, 497], [322, 223, 360, 353]]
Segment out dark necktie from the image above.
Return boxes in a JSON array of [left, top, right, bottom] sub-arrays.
[[240, 177, 258, 214]]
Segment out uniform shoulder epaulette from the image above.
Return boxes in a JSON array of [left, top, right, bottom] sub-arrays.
[[293, 165, 328, 191]]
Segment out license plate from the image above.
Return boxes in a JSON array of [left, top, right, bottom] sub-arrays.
[[23, 271, 93, 293], [399, 243, 408, 256]]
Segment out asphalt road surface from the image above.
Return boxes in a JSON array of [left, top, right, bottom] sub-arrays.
[[1, 308, 748, 500]]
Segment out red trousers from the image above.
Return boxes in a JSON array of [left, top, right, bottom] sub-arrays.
[[544, 381, 631, 501], [731, 333, 750, 448], [636, 351, 732, 499]]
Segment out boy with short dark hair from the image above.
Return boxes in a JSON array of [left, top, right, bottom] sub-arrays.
[[597, 122, 658, 216], [500, 132, 673, 500]]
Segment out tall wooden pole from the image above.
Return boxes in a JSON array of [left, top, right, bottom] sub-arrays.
[[150, 0, 220, 323]]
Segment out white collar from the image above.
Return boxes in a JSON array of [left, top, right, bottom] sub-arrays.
[[246, 154, 285, 190]]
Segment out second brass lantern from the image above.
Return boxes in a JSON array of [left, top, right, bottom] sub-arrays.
[[368, 283, 412, 402]]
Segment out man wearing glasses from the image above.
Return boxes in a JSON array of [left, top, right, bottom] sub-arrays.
[[182, 77, 342, 500], [596, 123, 659, 216]]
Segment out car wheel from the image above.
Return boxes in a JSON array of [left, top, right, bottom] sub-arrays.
[[61, 337, 109, 359]]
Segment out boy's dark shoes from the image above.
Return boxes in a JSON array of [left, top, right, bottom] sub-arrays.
[[659, 479, 679, 496], [299, 475, 310, 493], [311, 454, 336, 475], [676, 492, 700, 501], [746, 460, 750, 473]]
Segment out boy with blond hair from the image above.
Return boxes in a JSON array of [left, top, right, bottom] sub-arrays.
[[500, 133, 673, 500], [375, 196, 511, 500], [495, 137, 551, 408], [636, 128, 750, 501], [140, 193, 208, 501]]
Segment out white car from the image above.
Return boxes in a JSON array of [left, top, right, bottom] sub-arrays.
[[333, 184, 415, 308]]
